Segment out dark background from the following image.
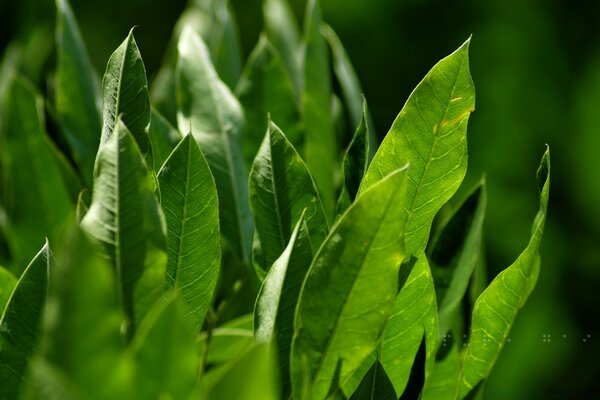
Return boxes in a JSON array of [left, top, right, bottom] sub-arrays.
[[1, 0, 599, 397]]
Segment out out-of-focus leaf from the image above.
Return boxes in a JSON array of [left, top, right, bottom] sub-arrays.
[[458, 148, 550, 398], [149, 108, 183, 172], [361, 39, 475, 256], [75, 190, 89, 223], [199, 314, 254, 368], [81, 119, 167, 333], [429, 181, 486, 337], [236, 35, 302, 167], [301, 0, 336, 220], [55, 0, 101, 185], [337, 101, 371, 214], [322, 25, 377, 155], [249, 122, 327, 276], [0, 77, 71, 273], [0, 242, 52, 399], [291, 168, 409, 400], [255, 213, 312, 398], [101, 29, 151, 163], [132, 295, 200, 400], [0, 267, 17, 313], [158, 135, 220, 332], [176, 28, 252, 262], [34, 227, 134, 399], [349, 361, 396, 400]]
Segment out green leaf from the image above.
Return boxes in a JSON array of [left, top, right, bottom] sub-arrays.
[[157, 135, 220, 332], [263, 0, 302, 95], [132, 295, 200, 400], [458, 148, 550, 398], [301, 0, 336, 220], [205, 342, 278, 400], [249, 122, 327, 275], [380, 255, 439, 397], [421, 333, 460, 400], [55, 0, 102, 185], [81, 119, 167, 333], [0, 77, 72, 273], [291, 167, 409, 400], [349, 361, 396, 400], [208, 0, 243, 90], [0, 267, 16, 313], [35, 227, 134, 399], [361, 38, 475, 256], [101, 29, 151, 163], [429, 181, 486, 337], [321, 25, 377, 155], [236, 34, 302, 167], [0, 242, 52, 399], [199, 314, 254, 368], [337, 100, 371, 214], [255, 213, 312, 398], [149, 108, 183, 172], [176, 27, 252, 262]]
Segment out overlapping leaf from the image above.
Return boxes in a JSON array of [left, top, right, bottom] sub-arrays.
[[0, 267, 16, 312], [149, 108, 183, 172]]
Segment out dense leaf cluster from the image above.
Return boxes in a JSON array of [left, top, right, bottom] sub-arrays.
[[0, 0, 550, 399]]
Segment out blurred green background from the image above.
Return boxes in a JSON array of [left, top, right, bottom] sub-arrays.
[[1, 0, 598, 397]]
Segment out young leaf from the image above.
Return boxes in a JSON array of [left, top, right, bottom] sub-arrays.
[[54, 0, 102, 185], [0, 242, 52, 399], [361, 39, 475, 256], [0, 77, 72, 273], [0, 267, 16, 313], [149, 108, 183, 172], [263, 0, 302, 95], [176, 27, 252, 262], [249, 122, 327, 275], [458, 148, 550, 398], [81, 119, 167, 333], [132, 295, 200, 400], [236, 35, 302, 167], [322, 24, 377, 155], [349, 361, 396, 400], [34, 227, 134, 399], [429, 181, 486, 337], [157, 135, 220, 332], [255, 213, 313, 398], [337, 101, 371, 214], [301, 0, 336, 219], [291, 167, 409, 400], [101, 29, 151, 162]]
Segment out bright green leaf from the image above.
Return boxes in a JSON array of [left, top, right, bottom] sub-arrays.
[[236, 34, 302, 167], [55, 0, 102, 185], [0, 242, 52, 399], [361, 38, 475, 256], [291, 167, 409, 400], [249, 122, 327, 276], [176, 27, 252, 262], [421, 333, 460, 400], [81, 119, 167, 333], [149, 108, 183, 172], [458, 148, 550, 398], [158, 135, 220, 332], [0, 267, 16, 313]]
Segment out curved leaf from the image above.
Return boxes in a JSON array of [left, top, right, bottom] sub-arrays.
[[255, 213, 312, 398], [55, 0, 102, 184], [149, 108, 183, 172], [0, 267, 16, 313], [291, 167, 409, 400], [101, 29, 151, 162], [157, 135, 220, 332], [361, 38, 475, 256], [81, 119, 167, 332], [176, 27, 252, 262], [0, 242, 52, 399], [458, 148, 550, 398], [236, 35, 302, 166], [249, 122, 327, 275]]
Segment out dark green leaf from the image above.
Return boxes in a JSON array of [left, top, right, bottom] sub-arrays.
[[149, 108, 183, 172], [236, 35, 302, 167], [55, 0, 102, 185], [291, 167, 409, 400], [249, 122, 327, 276], [458, 148, 550, 398], [81, 119, 167, 333], [176, 27, 252, 262], [0, 242, 52, 399], [158, 135, 220, 332], [349, 361, 396, 400], [0, 267, 16, 313]]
